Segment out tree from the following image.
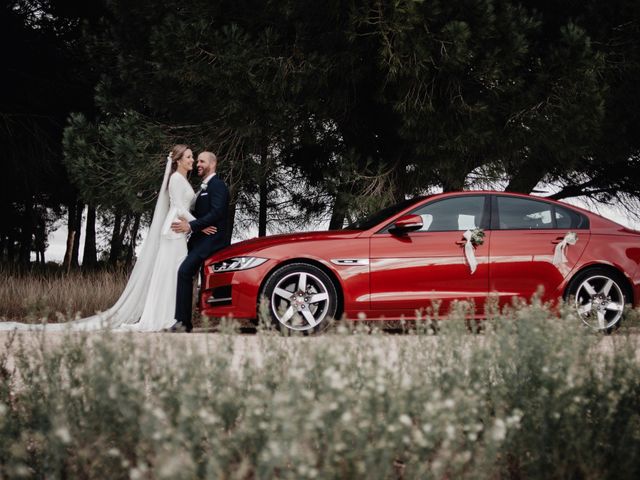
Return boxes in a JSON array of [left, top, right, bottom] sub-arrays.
[[1, 0, 101, 265], [63, 110, 165, 266]]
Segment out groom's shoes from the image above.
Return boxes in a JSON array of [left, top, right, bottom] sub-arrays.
[[166, 321, 192, 333]]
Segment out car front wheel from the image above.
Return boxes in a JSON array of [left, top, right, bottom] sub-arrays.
[[564, 267, 630, 332], [260, 263, 338, 333]]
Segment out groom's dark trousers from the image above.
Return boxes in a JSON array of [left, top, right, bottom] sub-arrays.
[[174, 175, 230, 329]]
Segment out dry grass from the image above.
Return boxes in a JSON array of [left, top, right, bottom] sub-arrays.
[[0, 265, 128, 323]]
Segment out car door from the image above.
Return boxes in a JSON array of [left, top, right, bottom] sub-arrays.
[[488, 195, 590, 307], [369, 195, 490, 317]]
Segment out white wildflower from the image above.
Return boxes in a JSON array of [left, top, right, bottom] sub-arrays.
[[456, 451, 472, 464], [107, 448, 120, 457], [507, 409, 523, 428], [399, 414, 412, 427], [445, 424, 456, 439], [157, 451, 195, 479], [491, 418, 507, 442], [55, 426, 72, 445]]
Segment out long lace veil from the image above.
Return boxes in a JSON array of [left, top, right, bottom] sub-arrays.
[[0, 158, 172, 331]]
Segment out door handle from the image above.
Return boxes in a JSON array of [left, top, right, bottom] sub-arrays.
[[551, 236, 565, 244], [455, 240, 466, 246]]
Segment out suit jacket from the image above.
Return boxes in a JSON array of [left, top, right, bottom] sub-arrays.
[[188, 175, 230, 258]]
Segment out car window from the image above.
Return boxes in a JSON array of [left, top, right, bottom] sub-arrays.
[[496, 196, 589, 230], [496, 196, 554, 230], [555, 205, 588, 229], [410, 196, 486, 232]]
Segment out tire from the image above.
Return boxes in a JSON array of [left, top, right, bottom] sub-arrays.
[[564, 267, 631, 333], [260, 263, 338, 334]]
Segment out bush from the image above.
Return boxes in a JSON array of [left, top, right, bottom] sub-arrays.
[[1, 303, 639, 479]]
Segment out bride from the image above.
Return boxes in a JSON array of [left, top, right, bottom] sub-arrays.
[[0, 144, 215, 332]]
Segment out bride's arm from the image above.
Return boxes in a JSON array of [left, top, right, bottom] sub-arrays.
[[169, 175, 196, 222]]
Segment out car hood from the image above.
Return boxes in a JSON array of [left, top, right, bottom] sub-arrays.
[[209, 230, 363, 261]]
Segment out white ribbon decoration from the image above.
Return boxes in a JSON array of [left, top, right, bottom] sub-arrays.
[[463, 229, 478, 274], [552, 232, 578, 266]]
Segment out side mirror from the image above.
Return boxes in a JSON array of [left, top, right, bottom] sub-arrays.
[[390, 214, 423, 234]]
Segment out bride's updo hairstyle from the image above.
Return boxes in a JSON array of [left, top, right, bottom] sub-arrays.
[[169, 144, 189, 173]]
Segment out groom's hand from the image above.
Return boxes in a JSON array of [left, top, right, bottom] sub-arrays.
[[171, 218, 191, 234], [202, 226, 217, 235]]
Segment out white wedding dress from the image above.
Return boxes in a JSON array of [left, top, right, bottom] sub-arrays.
[[0, 159, 196, 332]]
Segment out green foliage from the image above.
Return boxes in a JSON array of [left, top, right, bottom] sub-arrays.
[[62, 111, 166, 213], [1, 304, 639, 478]]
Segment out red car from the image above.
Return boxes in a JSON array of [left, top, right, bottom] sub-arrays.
[[200, 191, 640, 333]]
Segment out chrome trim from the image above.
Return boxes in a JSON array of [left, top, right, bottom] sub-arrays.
[[206, 296, 232, 304], [330, 258, 370, 266]]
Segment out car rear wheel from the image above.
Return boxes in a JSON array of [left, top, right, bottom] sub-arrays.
[[261, 263, 338, 333], [564, 267, 630, 332]]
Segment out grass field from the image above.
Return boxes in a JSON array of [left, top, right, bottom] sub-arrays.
[[1, 301, 640, 479], [0, 265, 128, 323]]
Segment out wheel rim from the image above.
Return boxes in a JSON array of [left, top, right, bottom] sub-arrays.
[[271, 271, 331, 331], [573, 275, 625, 330]]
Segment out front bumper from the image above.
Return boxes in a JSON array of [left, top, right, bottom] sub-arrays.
[[199, 260, 276, 320]]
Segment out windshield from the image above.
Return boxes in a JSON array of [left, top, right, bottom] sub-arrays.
[[345, 197, 426, 230]]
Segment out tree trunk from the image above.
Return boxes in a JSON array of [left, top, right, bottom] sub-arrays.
[[71, 202, 83, 267], [108, 210, 123, 266], [329, 193, 348, 230], [125, 213, 141, 267], [34, 213, 46, 265], [226, 192, 238, 245], [82, 204, 97, 268], [65, 229, 75, 272], [505, 159, 548, 194], [18, 199, 33, 265], [6, 233, 16, 263], [63, 202, 77, 268], [258, 141, 268, 237]]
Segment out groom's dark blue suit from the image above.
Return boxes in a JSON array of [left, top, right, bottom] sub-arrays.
[[174, 174, 230, 329]]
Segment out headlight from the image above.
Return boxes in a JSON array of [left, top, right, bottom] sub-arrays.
[[210, 256, 268, 273]]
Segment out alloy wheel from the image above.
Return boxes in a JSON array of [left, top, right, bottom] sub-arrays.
[[270, 271, 331, 331], [573, 275, 625, 330]]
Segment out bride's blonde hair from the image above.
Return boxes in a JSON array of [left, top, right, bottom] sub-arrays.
[[169, 144, 189, 173], [166, 144, 190, 189]]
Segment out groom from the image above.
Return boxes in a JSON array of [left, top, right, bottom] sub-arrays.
[[169, 151, 230, 332]]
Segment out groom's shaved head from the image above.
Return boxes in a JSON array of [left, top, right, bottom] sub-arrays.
[[196, 151, 217, 177], [201, 151, 217, 164]]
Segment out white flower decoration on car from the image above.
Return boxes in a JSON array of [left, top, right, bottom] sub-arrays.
[[462, 228, 485, 274], [469, 227, 485, 247], [553, 232, 578, 266]]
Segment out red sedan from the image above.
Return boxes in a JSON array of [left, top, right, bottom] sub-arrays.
[[200, 191, 640, 333]]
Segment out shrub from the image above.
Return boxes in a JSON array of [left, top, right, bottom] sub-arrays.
[[1, 303, 639, 478]]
